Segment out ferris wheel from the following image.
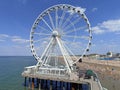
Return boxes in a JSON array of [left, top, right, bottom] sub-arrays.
[[30, 4, 92, 73]]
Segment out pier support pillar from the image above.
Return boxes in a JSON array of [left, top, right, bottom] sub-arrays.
[[71, 83, 78, 90], [38, 79, 41, 90], [63, 82, 65, 90], [66, 82, 69, 90], [32, 78, 34, 90], [50, 80, 52, 90], [78, 84, 82, 90], [59, 81, 62, 90], [24, 77, 27, 86], [28, 78, 31, 89], [45, 80, 47, 89], [41, 79, 43, 89], [36, 78, 39, 88]]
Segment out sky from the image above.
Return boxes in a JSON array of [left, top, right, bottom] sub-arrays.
[[0, 0, 120, 56]]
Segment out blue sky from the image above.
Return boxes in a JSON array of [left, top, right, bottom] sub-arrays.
[[0, 0, 120, 56]]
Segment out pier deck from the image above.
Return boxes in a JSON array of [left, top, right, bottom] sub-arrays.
[[22, 66, 103, 90]]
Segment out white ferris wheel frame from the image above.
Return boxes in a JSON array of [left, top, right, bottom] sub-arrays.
[[30, 4, 92, 68]]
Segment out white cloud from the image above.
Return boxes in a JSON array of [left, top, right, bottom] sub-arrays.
[[92, 26, 105, 34], [0, 45, 31, 56], [0, 34, 10, 42], [12, 36, 21, 39], [12, 37, 29, 44], [0, 34, 9, 38], [0, 33, 29, 44], [92, 19, 120, 34], [101, 19, 120, 32], [0, 34, 30, 56], [92, 8, 98, 12]]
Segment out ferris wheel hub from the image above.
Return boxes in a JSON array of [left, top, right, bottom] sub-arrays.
[[52, 30, 59, 37]]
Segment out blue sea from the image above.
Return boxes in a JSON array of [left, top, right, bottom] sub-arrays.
[[0, 56, 90, 90], [0, 56, 37, 90]]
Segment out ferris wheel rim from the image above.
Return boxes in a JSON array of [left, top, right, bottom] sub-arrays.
[[30, 4, 92, 65]]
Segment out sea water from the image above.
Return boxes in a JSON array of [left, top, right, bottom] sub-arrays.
[[0, 56, 89, 90], [0, 56, 37, 90]]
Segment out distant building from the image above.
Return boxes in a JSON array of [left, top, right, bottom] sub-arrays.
[[106, 51, 113, 57], [116, 53, 120, 58], [106, 52, 120, 60], [87, 52, 120, 60], [88, 54, 101, 59]]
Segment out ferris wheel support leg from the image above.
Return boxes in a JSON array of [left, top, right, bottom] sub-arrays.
[[59, 39, 74, 70], [62, 44, 73, 65], [36, 38, 53, 67], [56, 37, 71, 73]]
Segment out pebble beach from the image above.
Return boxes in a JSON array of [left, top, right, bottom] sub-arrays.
[[77, 58, 120, 90]]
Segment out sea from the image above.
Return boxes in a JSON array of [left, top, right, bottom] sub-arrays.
[[0, 56, 37, 90], [0, 56, 90, 90]]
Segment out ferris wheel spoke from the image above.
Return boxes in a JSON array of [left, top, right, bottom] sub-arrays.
[[64, 26, 87, 35], [55, 9, 58, 29], [62, 38, 85, 45], [62, 19, 75, 34], [34, 37, 50, 43], [61, 13, 73, 29], [61, 38, 75, 45], [43, 45, 52, 65], [48, 13, 55, 30], [35, 45, 44, 49], [37, 25, 51, 33], [63, 35, 89, 40], [63, 42, 78, 60], [39, 38, 54, 64], [63, 41, 86, 52], [58, 10, 66, 28], [63, 17, 82, 30], [34, 32, 51, 36], [42, 18, 53, 31], [45, 54, 51, 65]]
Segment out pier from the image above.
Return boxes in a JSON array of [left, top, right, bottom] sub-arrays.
[[22, 66, 103, 90]]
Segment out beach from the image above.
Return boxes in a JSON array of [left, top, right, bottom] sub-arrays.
[[77, 58, 120, 90]]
